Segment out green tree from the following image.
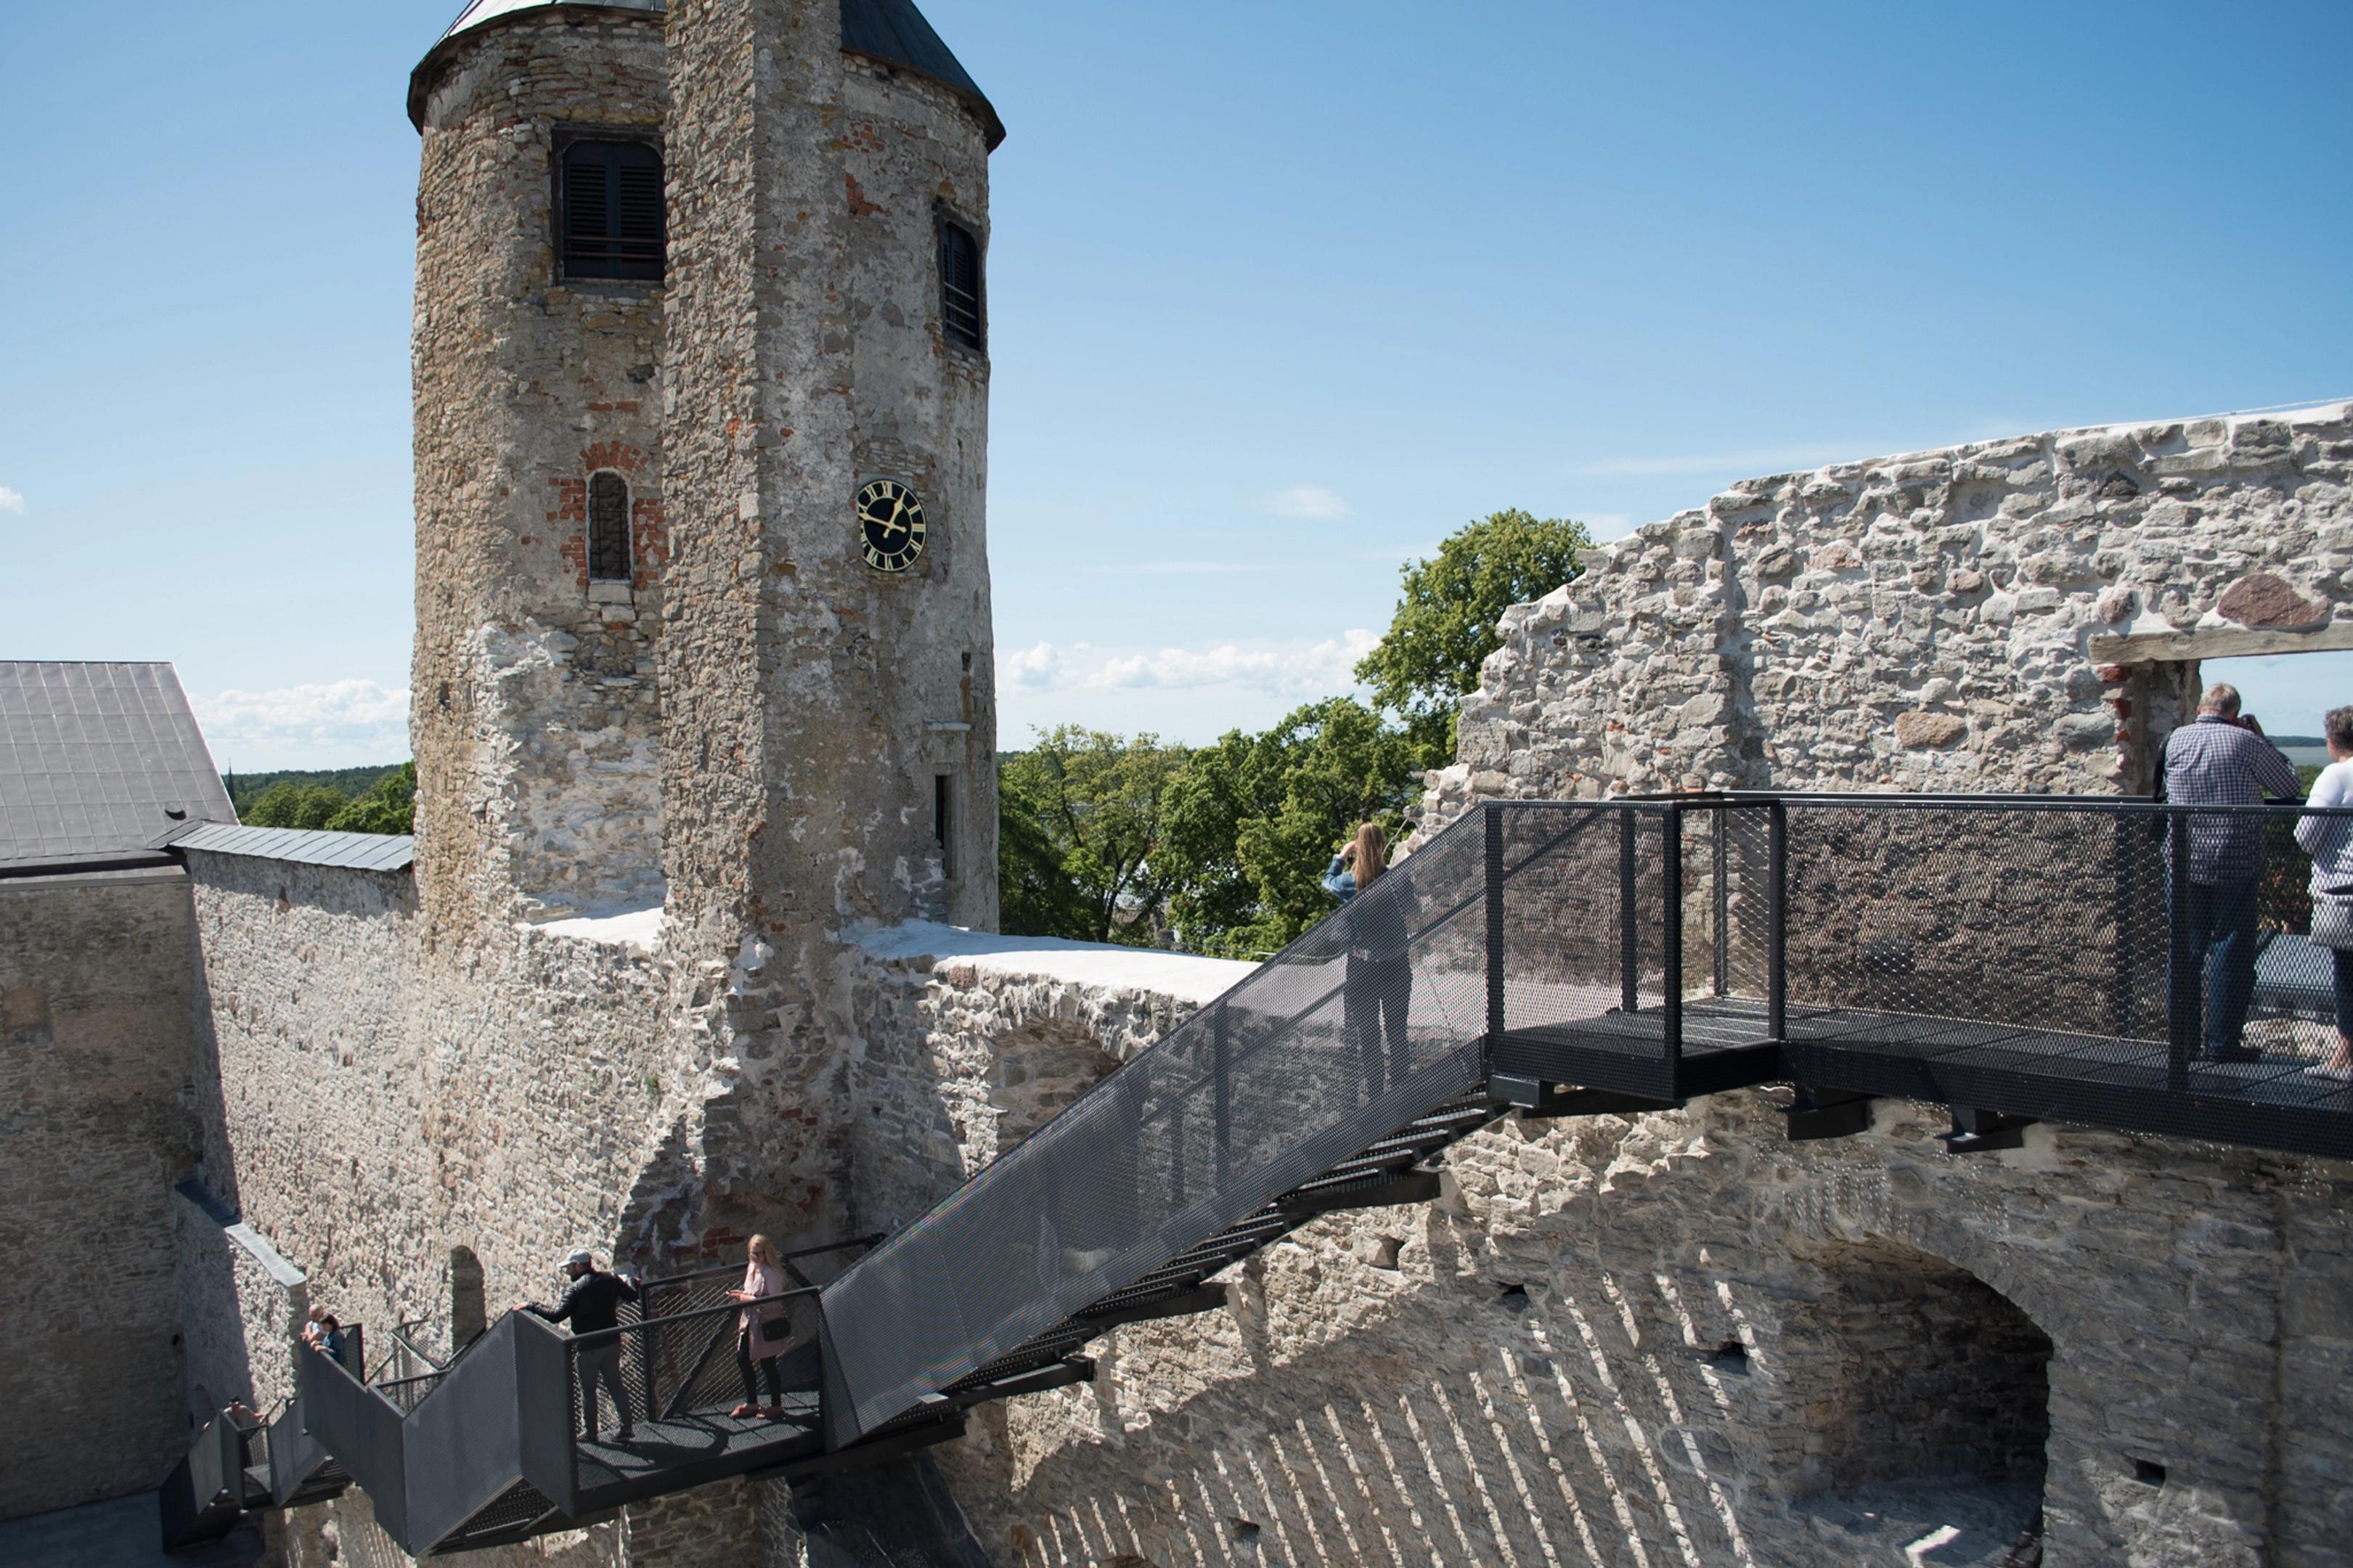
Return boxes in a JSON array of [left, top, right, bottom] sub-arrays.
[[1355, 508, 1591, 764], [242, 781, 351, 830], [998, 728, 1188, 945], [1157, 697, 1420, 957], [998, 763, 1096, 941], [325, 761, 417, 836]]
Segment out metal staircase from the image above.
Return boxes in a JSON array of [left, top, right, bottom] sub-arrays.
[[166, 790, 2353, 1553]]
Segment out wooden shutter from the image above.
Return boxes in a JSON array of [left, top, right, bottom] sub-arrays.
[[561, 141, 664, 283]]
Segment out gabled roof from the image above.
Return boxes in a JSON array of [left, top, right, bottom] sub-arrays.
[[0, 662, 237, 873], [412, 0, 1003, 148]]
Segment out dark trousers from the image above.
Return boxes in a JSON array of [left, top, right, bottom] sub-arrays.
[[2334, 945, 2353, 1040], [737, 1329, 781, 1408], [578, 1344, 630, 1437], [1345, 952, 1413, 1098], [2171, 878, 2262, 1055]]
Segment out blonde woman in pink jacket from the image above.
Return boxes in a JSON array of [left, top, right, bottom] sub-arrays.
[[727, 1235, 791, 1419]]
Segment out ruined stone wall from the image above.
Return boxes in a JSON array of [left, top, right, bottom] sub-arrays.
[[412, 9, 671, 929], [1422, 401, 2353, 821], [181, 852, 695, 1368], [0, 867, 195, 1519], [844, 926, 1249, 1232], [910, 1053, 2353, 1568]]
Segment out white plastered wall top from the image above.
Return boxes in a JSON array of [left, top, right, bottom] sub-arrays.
[[858, 921, 1254, 1005]]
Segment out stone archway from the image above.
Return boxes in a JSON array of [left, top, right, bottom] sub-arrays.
[[1772, 1234, 2052, 1561]]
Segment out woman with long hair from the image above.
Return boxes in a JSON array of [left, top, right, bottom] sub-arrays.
[[1324, 822, 1415, 1100], [727, 1234, 789, 1419]]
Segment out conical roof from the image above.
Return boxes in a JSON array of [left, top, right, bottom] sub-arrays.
[[415, 0, 1002, 147]]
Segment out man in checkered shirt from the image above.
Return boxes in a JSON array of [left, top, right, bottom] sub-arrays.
[[2165, 682, 2304, 1061]]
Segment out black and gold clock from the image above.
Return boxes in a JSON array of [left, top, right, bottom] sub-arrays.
[[857, 478, 927, 573]]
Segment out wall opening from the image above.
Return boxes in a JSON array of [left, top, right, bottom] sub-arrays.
[[450, 1246, 486, 1353], [1780, 1236, 2051, 1544], [989, 1017, 1119, 1153]]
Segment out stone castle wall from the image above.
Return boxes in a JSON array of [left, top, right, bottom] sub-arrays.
[[0, 867, 196, 1519], [929, 1083, 2353, 1568], [180, 850, 695, 1373], [411, 9, 672, 928], [1420, 401, 2353, 822]]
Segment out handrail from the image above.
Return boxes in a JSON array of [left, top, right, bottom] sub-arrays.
[[559, 1287, 815, 1350], [987, 802, 1615, 1167]]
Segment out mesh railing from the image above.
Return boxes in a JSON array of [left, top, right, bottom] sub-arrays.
[[818, 804, 1498, 1444], [566, 1285, 827, 1442], [1757, 796, 2353, 1096], [819, 790, 2353, 1443]]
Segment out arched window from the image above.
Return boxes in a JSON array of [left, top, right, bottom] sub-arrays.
[[588, 473, 632, 583], [449, 1246, 486, 1352], [560, 139, 664, 282], [939, 219, 984, 351]]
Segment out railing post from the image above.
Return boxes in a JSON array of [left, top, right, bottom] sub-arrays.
[[1663, 805, 1684, 1077], [1485, 803, 1506, 1057], [1768, 801, 1787, 1040], [2111, 811, 2134, 1040], [1711, 803, 1729, 997], [1212, 1001, 1231, 1191], [1619, 809, 1639, 1015], [2166, 807, 2195, 1093]]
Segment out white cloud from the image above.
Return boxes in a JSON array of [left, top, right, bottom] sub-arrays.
[[1003, 640, 1076, 690], [0, 486, 23, 515], [1004, 630, 1379, 699], [192, 679, 412, 767], [1263, 484, 1351, 520]]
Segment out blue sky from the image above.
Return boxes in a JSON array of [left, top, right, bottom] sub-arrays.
[[4, 1, 2350, 768]]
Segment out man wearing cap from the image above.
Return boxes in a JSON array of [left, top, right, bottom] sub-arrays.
[[517, 1249, 641, 1442]]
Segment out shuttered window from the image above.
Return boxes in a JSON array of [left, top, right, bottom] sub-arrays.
[[588, 473, 632, 581], [561, 141, 664, 283], [939, 220, 984, 351]]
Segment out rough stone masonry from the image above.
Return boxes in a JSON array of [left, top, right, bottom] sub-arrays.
[[46, 0, 2353, 1556]]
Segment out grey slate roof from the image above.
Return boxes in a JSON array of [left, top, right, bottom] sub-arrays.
[[0, 663, 237, 872], [174, 823, 416, 873], [417, 0, 1003, 147]]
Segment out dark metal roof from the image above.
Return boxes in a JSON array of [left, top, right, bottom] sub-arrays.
[[840, 0, 1005, 150], [411, 0, 1003, 148], [0, 663, 237, 873], [174, 823, 417, 873]]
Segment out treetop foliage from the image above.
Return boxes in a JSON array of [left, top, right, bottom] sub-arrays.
[[237, 761, 415, 836], [1354, 508, 1590, 764]]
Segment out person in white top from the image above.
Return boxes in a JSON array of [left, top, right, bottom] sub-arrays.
[[727, 1234, 791, 1419], [2294, 706, 2353, 1080]]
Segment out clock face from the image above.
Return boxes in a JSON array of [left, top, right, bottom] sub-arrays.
[[857, 478, 927, 573]]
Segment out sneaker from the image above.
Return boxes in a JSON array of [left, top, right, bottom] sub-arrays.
[[2205, 1045, 2264, 1064]]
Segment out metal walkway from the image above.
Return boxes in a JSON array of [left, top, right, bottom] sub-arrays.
[[163, 791, 2353, 1554]]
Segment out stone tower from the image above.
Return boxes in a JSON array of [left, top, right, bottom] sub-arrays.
[[659, 0, 1003, 960], [407, 0, 672, 931], [406, 0, 1000, 943]]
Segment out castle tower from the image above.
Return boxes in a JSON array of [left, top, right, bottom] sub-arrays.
[[409, 0, 1000, 949], [407, 0, 674, 931]]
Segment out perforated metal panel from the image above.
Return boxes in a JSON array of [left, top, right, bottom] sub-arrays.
[[817, 809, 1496, 1442]]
